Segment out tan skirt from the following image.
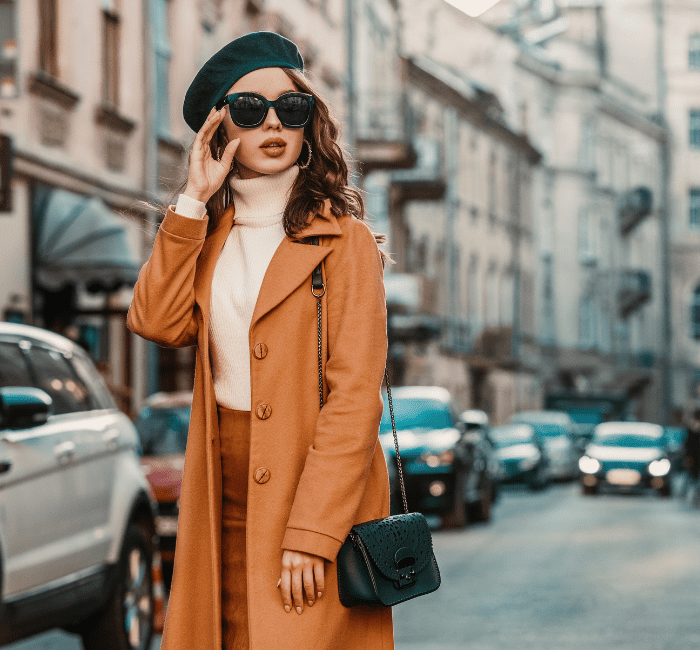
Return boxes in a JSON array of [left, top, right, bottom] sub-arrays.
[[218, 406, 251, 650]]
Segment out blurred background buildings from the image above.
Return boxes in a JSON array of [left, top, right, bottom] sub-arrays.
[[0, 0, 698, 425]]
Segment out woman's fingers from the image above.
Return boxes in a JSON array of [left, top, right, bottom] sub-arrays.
[[291, 566, 304, 614], [220, 137, 240, 170], [313, 560, 325, 600], [302, 564, 315, 606], [280, 568, 292, 613], [194, 107, 225, 154]]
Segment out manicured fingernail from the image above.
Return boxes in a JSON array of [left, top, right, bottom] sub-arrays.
[[296, 606, 302, 614], [284, 605, 290, 613], [308, 600, 314, 606], [318, 591, 322, 598], [277, 579, 281, 588]]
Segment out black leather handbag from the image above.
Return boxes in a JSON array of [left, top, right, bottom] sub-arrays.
[[308, 240, 441, 608]]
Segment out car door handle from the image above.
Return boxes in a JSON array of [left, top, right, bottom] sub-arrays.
[[0, 459, 11, 474], [54, 440, 76, 463]]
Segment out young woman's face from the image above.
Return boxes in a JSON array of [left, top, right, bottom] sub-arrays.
[[222, 67, 306, 179]]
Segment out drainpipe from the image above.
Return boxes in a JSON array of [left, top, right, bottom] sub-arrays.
[[654, 0, 672, 425]]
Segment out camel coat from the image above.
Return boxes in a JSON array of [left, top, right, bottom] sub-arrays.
[[126, 199, 394, 650]]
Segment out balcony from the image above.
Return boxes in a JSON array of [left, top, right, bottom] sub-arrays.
[[389, 135, 447, 203], [354, 91, 416, 173], [619, 187, 653, 235], [473, 326, 513, 361], [618, 270, 652, 317]]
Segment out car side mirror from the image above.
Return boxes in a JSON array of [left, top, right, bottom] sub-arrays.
[[0, 387, 53, 430]]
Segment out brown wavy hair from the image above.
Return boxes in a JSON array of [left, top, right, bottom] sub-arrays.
[[200, 67, 390, 264]]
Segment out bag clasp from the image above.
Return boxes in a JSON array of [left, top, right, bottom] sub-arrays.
[[394, 547, 416, 588]]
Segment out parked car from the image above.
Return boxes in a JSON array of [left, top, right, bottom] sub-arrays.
[[380, 386, 495, 528], [134, 391, 191, 591], [458, 409, 500, 505], [579, 421, 672, 497], [0, 323, 158, 649], [490, 423, 551, 490], [510, 410, 579, 481]]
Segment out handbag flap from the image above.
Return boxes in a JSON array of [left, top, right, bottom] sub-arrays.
[[351, 512, 434, 582]]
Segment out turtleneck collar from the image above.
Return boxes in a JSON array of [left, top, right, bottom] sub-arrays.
[[229, 164, 299, 227]]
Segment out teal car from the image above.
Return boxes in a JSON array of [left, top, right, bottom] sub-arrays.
[[380, 386, 495, 528]]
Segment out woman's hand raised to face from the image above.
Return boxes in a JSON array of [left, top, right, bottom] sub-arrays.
[[279, 550, 325, 615], [183, 106, 240, 204]]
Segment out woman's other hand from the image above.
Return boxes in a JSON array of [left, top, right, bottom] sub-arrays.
[[183, 106, 240, 203], [279, 550, 325, 614]]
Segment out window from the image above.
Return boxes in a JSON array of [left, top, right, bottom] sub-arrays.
[[153, 0, 172, 136], [692, 285, 700, 340], [38, 0, 58, 77], [580, 295, 597, 349], [486, 263, 498, 326], [578, 208, 598, 264], [70, 351, 116, 410], [26, 346, 92, 414], [690, 188, 700, 227], [0, 341, 32, 387], [102, 9, 120, 106], [690, 33, 700, 70], [690, 109, 700, 149], [468, 255, 480, 329], [541, 257, 555, 344], [0, 0, 18, 98]]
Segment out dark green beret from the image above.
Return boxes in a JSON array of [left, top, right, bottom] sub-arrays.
[[183, 31, 304, 132]]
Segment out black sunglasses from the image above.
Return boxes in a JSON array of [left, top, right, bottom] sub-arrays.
[[215, 91, 315, 129]]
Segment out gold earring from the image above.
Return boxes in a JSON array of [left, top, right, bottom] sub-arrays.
[[297, 138, 312, 170]]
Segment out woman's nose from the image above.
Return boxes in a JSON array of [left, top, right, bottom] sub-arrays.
[[263, 108, 282, 129]]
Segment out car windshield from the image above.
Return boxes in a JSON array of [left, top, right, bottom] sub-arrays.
[[490, 425, 534, 447], [380, 397, 452, 432], [135, 406, 190, 456], [592, 433, 663, 448]]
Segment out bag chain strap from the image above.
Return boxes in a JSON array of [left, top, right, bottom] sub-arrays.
[[310, 237, 409, 516]]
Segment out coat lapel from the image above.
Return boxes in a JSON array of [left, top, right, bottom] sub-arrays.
[[194, 203, 235, 322], [251, 206, 342, 326]]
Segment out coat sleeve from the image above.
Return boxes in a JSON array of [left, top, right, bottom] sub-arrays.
[[126, 208, 209, 348], [282, 218, 388, 562]]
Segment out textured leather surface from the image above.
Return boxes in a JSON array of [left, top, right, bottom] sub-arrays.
[[352, 513, 434, 581], [337, 512, 441, 608]]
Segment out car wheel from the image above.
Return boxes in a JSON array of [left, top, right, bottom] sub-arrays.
[[467, 475, 492, 523], [80, 523, 154, 650], [442, 471, 467, 529], [582, 483, 598, 496], [659, 483, 672, 498]]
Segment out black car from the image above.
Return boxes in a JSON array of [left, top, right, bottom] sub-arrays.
[[380, 386, 495, 528], [490, 423, 551, 490], [579, 421, 672, 496]]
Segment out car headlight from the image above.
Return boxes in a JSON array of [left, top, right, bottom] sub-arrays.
[[649, 458, 671, 477], [420, 449, 454, 467], [579, 456, 601, 474]]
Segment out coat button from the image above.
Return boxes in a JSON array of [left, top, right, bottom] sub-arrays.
[[256, 403, 272, 420], [254, 467, 271, 484], [253, 343, 268, 359]]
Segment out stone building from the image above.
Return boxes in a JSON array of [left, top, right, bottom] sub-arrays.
[[399, 0, 666, 423], [0, 0, 409, 414]]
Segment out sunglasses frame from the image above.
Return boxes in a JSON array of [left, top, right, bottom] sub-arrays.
[[215, 91, 315, 129]]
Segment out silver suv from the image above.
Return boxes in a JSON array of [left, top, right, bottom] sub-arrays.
[[0, 323, 157, 650]]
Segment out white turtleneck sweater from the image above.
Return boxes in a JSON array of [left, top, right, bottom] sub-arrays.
[[173, 164, 299, 410]]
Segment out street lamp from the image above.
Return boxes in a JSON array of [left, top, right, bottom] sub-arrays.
[[443, 0, 504, 17]]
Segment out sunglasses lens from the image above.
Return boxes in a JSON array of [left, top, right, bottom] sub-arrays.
[[277, 95, 311, 127], [229, 95, 266, 126]]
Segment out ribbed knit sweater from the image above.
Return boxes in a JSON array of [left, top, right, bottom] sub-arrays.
[[173, 164, 299, 410]]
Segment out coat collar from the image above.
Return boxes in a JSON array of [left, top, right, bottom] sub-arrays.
[[193, 199, 342, 324]]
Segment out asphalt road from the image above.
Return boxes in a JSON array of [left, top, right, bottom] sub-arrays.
[[7, 482, 699, 650], [394, 482, 700, 650]]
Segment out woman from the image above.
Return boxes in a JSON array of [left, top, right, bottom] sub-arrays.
[[127, 32, 393, 650]]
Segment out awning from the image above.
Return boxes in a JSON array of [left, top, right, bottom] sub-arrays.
[[34, 187, 140, 292]]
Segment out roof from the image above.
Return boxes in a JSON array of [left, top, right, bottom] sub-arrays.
[[0, 322, 79, 355], [594, 422, 664, 438], [388, 385, 452, 403]]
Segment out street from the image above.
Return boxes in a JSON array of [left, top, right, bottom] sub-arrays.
[[7, 482, 699, 650], [394, 482, 700, 650]]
